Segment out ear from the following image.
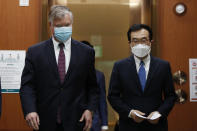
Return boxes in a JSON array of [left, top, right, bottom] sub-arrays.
[[129, 42, 133, 48], [48, 22, 54, 36], [151, 40, 154, 43]]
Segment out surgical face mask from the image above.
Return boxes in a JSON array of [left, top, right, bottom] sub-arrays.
[[131, 44, 151, 58], [54, 27, 72, 42]]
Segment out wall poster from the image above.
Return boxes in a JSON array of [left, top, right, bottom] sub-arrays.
[[0, 50, 25, 93]]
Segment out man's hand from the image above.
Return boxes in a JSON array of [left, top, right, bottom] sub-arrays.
[[79, 110, 93, 131], [130, 110, 145, 123], [147, 111, 160, 124], [25, 112, 40, 130]]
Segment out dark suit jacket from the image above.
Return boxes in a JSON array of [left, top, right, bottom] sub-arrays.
[[20, 38, 99, 131], [91, 70, 108, 131], [108, 55, 176, 131]]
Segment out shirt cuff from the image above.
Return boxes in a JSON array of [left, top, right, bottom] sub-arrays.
[[101, 125, 109, 130]]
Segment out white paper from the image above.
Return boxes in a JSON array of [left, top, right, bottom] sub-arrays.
[[189, 59, 197, 101], [19, 0, 29, 6], [149, 112, 161, 120], [0, 50, 26, 93], [134, 111, 161, 120], [134, 111, 147, 119]]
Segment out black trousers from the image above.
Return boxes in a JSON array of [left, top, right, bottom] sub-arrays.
[[56, 123, 64, 131]]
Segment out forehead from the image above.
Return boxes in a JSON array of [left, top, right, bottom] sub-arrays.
[[53, 14, 72, 25], [130, 29, 149, 39]]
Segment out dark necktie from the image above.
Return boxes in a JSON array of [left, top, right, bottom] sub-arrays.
[[138, 61, 146, 91], [58, 43, 65, 84], [57, 43, 65, 124]]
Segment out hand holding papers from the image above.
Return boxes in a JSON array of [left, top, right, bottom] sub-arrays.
[[130, 110, 145, 123], [134, 111, 161, 120], [148, 112, 161, 120], [134, 111, 147, 119], [131, 110, 161, 124], [147, 111, 161, 124]]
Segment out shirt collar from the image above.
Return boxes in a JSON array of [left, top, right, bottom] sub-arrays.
[[52, 36, 71, 50], [134, 54, 150, 66]]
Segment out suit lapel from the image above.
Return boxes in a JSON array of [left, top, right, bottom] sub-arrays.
[[46, 39, 61, 84], [144, 56, 158, 92], [128, 56, 143, 93], [46, 39, 78, 86], [62, 39, 77, 85]]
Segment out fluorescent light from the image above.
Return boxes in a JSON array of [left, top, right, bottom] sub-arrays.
[[129, 0, 140, 7]]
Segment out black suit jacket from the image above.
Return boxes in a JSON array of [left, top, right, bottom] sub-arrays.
[[20, 38, 99, 131], [108, 55, 176, 131]]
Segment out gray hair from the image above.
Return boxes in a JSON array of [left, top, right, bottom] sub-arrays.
[[48, 5, 73, 24]]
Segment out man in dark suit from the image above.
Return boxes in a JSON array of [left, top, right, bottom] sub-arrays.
[[108, 24, 176, 131], [81, 41, 108, 131], [20, 5, 98, 131], [92, 70, 108, 131]]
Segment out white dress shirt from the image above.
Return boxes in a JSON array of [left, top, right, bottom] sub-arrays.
[[52, 37, 71, 73]]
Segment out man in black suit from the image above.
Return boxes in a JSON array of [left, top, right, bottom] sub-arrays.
[[20, 5, 98, 131], [81, 41, 108, 131], [92, 70, 108, 131], [108, 24, 176, 131]]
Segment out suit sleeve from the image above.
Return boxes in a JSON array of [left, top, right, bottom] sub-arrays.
[[98, 72, 108, 126], [87, 49, 99, 112], [20, 48, 37, 117], [108, 62, 132, 119], [158, 62, 177, 117]]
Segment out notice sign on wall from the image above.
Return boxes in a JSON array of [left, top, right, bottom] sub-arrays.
[[189, 59, 197, 101], [0, 50, 25, 93], [19, 0, 29, 6]]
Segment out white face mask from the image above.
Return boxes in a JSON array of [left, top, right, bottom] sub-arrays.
[[131, 44, 151, 58]]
